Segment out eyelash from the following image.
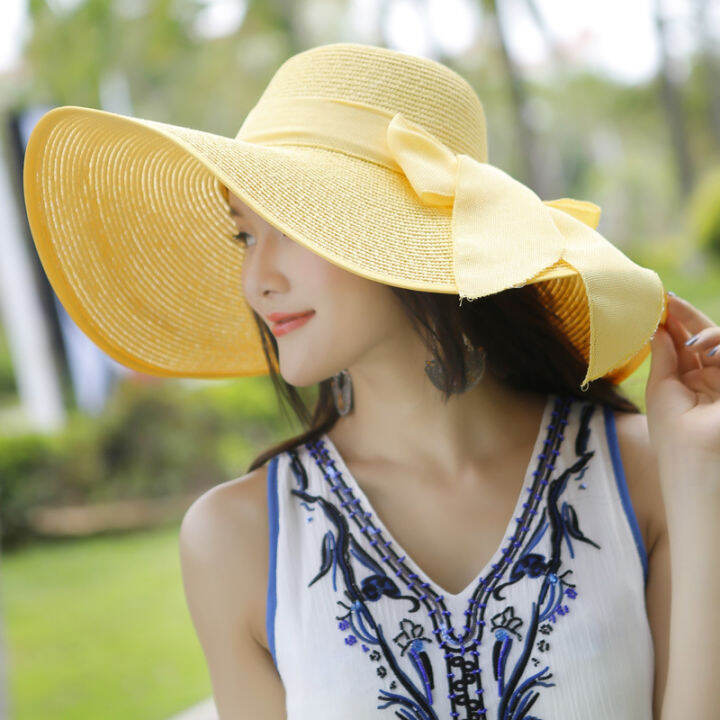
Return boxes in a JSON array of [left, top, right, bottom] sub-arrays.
[[232, 231, 255, 248]]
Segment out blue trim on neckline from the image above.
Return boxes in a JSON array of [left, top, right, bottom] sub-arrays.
[[266, 454, 280, 669], [603, 405, 649, 588]]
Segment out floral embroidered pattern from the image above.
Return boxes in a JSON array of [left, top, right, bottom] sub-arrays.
[[287, 396, 603, 719]]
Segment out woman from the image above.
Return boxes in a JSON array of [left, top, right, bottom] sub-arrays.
[[181, 186, 670, 720], [23, 42, 719, 720]]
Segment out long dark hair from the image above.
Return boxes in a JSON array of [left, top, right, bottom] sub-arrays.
[[244, 281, 641, 472]]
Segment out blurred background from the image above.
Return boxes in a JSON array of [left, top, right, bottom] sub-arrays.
[[0, 0, 718, 718]]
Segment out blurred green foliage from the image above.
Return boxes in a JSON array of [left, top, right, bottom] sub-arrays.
[[0, 324, 18, 400], [0, 375, 305, 549], [688, 165, 720, 257], [20, 0, 298, 139]]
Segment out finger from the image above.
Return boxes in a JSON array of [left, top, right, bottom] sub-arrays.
[[665, 310, 703, 374], [666, 295, 720, 367], [685, 330, 720, 365], [666, 295, 716, 334], [648, 324, 679, 387]]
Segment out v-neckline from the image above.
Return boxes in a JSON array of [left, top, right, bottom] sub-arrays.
[[317, 392, 560, 603]]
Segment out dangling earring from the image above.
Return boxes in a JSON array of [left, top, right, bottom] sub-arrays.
[[331, 369, 354, 416], [463, 336, 487, 391], [424, 333, 486, 393]]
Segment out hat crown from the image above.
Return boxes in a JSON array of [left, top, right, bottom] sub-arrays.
[[236, 43, 488, 162]]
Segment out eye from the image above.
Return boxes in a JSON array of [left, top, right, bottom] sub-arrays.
[[232, 230, 256, 248]]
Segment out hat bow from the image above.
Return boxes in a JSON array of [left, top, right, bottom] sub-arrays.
[[385, 112, 665, 389]]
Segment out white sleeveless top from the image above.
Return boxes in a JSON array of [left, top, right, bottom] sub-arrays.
[[264, 393, 654, 719]]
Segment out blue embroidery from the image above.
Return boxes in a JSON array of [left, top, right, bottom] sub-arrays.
[[288, 483, 439, 717], [287, 396, 603, 719]]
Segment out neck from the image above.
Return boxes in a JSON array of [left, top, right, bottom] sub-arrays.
[[325, 341, 550, 482]]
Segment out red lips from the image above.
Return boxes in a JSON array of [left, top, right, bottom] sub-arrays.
[[267, 310, 315, 323], [267, 309, 316, 337]]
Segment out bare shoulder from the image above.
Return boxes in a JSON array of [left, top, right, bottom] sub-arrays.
[[179, 461, 285, 719], [610, 409, 671, 719], [181, 463, 271, 547], [180, 462, 272, 645], [610, 409, 667, 551]]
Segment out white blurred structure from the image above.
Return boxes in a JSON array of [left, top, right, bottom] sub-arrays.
[[0, 111, 66, 431], [9, 91, 138, 423]]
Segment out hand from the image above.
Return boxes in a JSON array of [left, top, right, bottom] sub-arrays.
[[646, 294, 720, 470]]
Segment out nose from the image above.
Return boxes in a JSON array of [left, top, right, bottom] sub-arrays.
[[241, 231, 289, 300]]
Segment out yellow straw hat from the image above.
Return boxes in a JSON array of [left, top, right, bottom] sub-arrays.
[[23, 42, 668, 391]]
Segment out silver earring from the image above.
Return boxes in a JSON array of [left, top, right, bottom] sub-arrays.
[[331, 369, 354, 416], [424, 334, 486, 393]]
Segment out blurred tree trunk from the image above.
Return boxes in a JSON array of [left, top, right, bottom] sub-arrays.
[[521, 0, 562, 68], [481, 0, 545, 194], [419, 0, 452, 65], [377, 0, 392, 45], [693, 0, 720, 150], [652, 0, 695, 197], [518, 0, 566, 194]]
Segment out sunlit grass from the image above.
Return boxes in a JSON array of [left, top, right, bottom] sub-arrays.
[[1, 523, 212, 720]]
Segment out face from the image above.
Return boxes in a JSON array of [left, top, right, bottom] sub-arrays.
[[225, 189, 416, 388]]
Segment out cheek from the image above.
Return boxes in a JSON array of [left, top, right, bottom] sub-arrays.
[[240, 239, 403, 345], [310, 258, 404, 342]]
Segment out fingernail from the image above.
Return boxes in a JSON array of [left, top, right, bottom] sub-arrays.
[[709, 346, 719, 357], [685, 333, 700, 346], [667, 290, 677, 297]]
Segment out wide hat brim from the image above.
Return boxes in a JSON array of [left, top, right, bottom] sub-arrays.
[[23, 104, 660, 383]]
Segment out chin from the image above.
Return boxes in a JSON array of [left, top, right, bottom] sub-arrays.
[[277, 362, 325, 389]]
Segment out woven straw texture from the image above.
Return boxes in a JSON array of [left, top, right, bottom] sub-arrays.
[[22, 42, 667, 387]]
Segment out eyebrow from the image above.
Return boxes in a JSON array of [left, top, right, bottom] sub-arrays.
[[228, 207, 243, 218]]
